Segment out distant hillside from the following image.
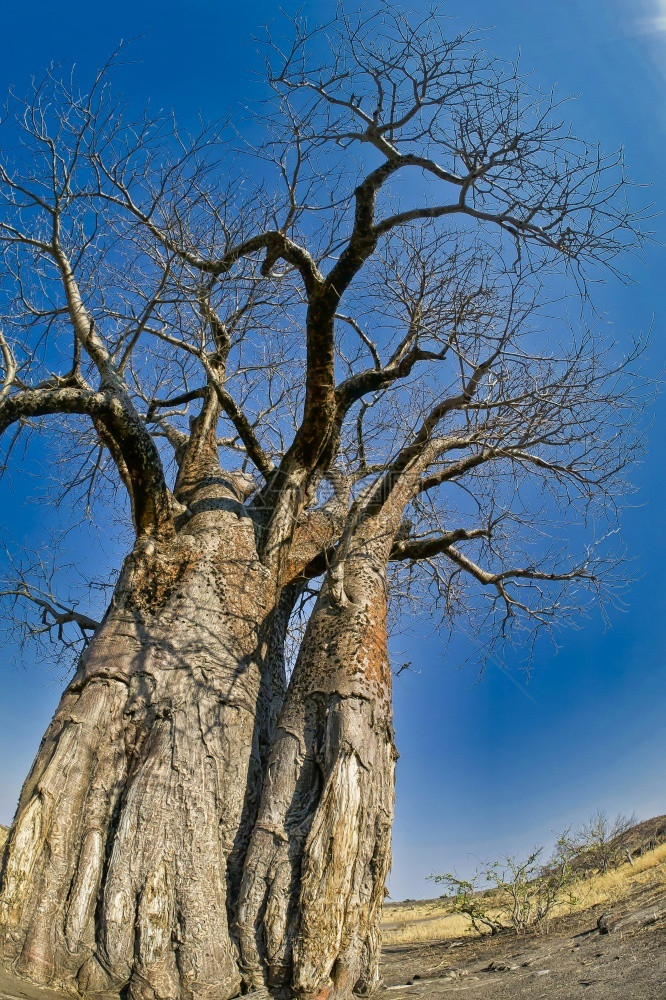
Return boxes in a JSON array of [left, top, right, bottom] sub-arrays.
[[0, 824, 7, 850], [617, 814, 666, 856]]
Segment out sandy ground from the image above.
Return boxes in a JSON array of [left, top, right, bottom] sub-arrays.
[[0, 971, 67, 1000]]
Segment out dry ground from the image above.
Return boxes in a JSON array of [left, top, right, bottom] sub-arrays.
[[381, 914, 666, 999], [380, 842, 666, 999]]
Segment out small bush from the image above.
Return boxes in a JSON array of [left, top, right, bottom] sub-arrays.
[[430, 831, 579, 936], [572, 811, 637, 876]]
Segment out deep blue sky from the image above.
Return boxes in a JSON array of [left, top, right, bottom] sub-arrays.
[[1, 0, 665, 902]]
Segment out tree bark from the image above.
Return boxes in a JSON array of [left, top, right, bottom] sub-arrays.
[[2, 461, 401, 1000], [0, 478, 277, 1000], [236, 530, 396, 1000]]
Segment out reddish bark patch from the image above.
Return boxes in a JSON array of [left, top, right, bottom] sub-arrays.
[[355, 593, 391, 693]]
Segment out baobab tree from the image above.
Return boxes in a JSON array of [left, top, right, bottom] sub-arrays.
[[0, 6, 643, 1000]]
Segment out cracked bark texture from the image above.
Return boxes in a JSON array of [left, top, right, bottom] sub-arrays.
[[0, 475, 278, 1000], [236, 518, 398, 1000], [0, 463, 366, 1000]]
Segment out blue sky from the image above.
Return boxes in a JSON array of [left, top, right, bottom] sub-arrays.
[[1, 0, 665, 902]]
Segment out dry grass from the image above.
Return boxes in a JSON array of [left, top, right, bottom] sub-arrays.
[[381, 842, 666, 946], [572, 841, 666, 910], [382, 899, 474, 946]]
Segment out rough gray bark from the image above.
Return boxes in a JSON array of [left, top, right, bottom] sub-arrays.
[[0, 474, 276, 1000], [237, 521, 398, 1000]]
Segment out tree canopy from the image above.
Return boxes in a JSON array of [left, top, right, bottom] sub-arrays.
[[0, 6, 645, 660]]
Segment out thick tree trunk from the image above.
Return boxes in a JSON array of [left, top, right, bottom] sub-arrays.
[[236, 539, 396, 1000], [0, 483, 277, 1000], [1, 445, 403, 1000]]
